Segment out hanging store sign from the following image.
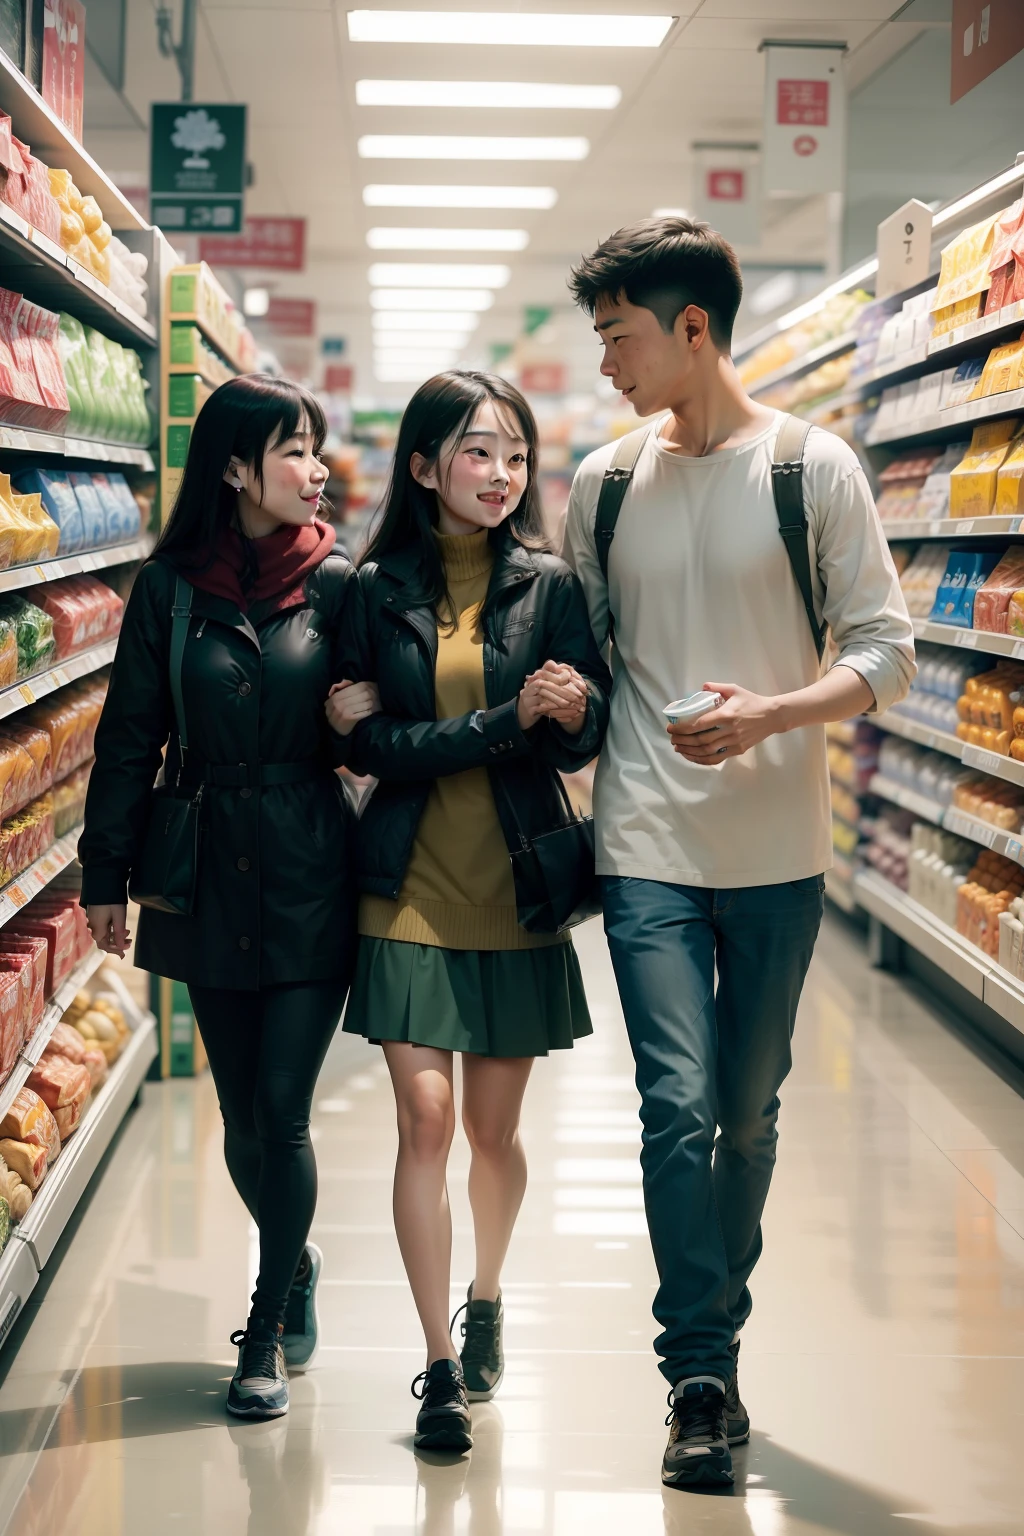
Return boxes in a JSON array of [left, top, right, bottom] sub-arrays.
[[150, 103, 247, 233], [199, 217, 306, 271], [324, 365, 353, 392], [521, 362, 566, 394], [951, 0, 1024, 103], [876, 199, 934, 301], [42, 0, 86, 142], [692, 142, 760, 246], [760, 43, 847, 195], [260, 298, 316, 336], [321, 337, 346, 355]]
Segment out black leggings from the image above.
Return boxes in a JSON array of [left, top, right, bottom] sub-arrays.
[[188, 980, 346, 1329]]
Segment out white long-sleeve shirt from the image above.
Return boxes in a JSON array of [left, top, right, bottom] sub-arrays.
[[562, 411, 916, 889]]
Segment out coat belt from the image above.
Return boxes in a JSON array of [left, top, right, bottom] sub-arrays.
[[180, 759, 331, 789]]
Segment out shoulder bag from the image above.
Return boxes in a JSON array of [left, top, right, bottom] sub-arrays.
[[128, 575, 204, 916], [498, 771, 601, 934]]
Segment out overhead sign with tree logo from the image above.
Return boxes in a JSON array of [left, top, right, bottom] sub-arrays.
[[150, 103, 247, 233]]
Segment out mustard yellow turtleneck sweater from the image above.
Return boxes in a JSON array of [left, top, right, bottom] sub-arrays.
[[358, 528, 562, 951]]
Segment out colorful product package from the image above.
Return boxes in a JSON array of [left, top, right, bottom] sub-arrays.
[[874, 451, 942, 521], [0, 1137, 47, 1190], [5, 902, 77, 995], [101, 474, 142, 539], [929, 550, 1000, 627], [985, 198, 1024, 316], [0, 936, 48, 1026], [0, 595, 54, 679], [973, 549, 1024, 633], [949, 421, 1022, 518], [973, 337, 1024, 399], [0, 725, 52, 815], [0, 970, 21, 1078], [53, 759, 90, 837], [27, 1050, 90, 1113], [945, 357, 985, 409], [20, 301, 69, 431], [10, 468, 84, 555], [66, 473, 106, 548], [995, 435, 1024, 516], [4, 484, 59, 563], [0, 791, 55, 882], [0, 951, 43, 1035], [0, 1088, 60, 1159]]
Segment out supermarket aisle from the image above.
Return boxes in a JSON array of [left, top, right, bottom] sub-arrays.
[[0, 914, 1021, 1535]]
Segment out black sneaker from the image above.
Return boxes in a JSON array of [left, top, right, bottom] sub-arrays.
[[226, 1323, 289, 1420], [411, 1359, 473, 1452], [662, 1380, 733, 1489], [282, 1242, 322, 1371], [451, 1286, 504, 1401], [725, 1339, 749, 1445]]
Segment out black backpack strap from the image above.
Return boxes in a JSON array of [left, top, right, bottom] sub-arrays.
[[170, 575, 194, 758], [771, 415, 826, 662], [594, 426, 650, 582]]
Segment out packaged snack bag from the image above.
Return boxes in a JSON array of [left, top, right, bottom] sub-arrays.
[[0, 936, 47, 1024], [995, 435, 1024, 516], [0, 1088, 60, 1158], [949, 421, 1022, 518], [932, 215, 999, 317], [0, 1138, 47, 1190], [0, 725, 51, 814], [0, 970, 21, 1076], [875, 450, 941, 522], [973, 549, 1024, 632], [985, 198, 1024, 316], [0, 619, 16, 685], [11, 468, 85, 555], [7, 486, 57, 563], [930, 550, 1000, 626], [945, 357, 985, 409], [102, 473, 142, 539], [22, 302, 70, 432], [973, 336, 1024, 399], [56, 313, 98, 437], [47, 169, 85, 253], [27, 1051, 90, 1112], [0, 951, 42, 1034], [66, 473, 106, 549], [0, 596, 54, 678], [6, 904, 76, 993], [83, 328, 116, 438], [0, 289, 45, 426]]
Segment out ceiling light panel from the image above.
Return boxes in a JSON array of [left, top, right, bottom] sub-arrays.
[[367, 228, 527, 251], [374, 348, 462, 363], [370, 289, 495, 311], [363, 184, 558, 210], [358, 136, 589, 161], [373, 313, 480, 334], [375, 364, 459, 382], [347, 12, 674, 48], [369, 263, 510, 287], [356, 80, 621, 110]]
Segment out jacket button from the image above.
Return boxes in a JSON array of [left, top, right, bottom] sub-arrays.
[[238, 936, 251, 951], [239, 787, 252, 800], [237, 857, 250, 872], [238, 681, 252, 697]]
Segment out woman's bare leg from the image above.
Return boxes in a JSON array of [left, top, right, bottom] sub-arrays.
[[383, 1041, 458, 1366], [461, 1055, 534, 1302]]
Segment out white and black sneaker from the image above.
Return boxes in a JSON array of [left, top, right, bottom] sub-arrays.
[[725, 1339, 750, 1445], [283, 1243, 323, 1371], [226, 1323, 289, 1420], [411, 1359, 473, 1453], [662, 1379, 734, 1489]]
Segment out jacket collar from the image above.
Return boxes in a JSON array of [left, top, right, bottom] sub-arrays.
[[374, 534, 542, 610]]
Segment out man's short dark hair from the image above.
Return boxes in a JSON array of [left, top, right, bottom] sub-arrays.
[[568, 217, 743, 350]]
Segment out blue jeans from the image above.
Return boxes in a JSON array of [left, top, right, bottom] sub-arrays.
[[602, 874, 824, 1388]]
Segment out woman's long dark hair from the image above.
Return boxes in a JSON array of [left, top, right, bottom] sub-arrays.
[[154, 374, 328, 577], [360, 370, 546, 627]]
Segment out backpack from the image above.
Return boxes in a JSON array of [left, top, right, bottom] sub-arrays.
[[593, 413, 827, 661]]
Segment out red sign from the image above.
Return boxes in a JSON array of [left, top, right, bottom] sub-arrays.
[[706, 169, 745, 203], [261, 298, 316, 336], [42, 0, 86, 141], [324, 365, 353, 392], [200, 218, 307, 271], [793, 135, 818, 157], [951, 0, 1024, 103], [777, 79, 829, 127], [521, 362, 566, 395]]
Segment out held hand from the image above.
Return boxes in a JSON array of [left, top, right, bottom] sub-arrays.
[[87, 903, 131, 959], [518, 660, 588, 733], [667, 682, 782, 764], [326, 679, 381, 737]]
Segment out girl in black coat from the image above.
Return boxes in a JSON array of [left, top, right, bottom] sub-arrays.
[[327, 372, 611, 1453], [79, 376, 368, 1422]]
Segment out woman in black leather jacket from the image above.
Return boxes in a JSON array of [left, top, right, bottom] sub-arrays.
[[328, 371, 610, 1453]]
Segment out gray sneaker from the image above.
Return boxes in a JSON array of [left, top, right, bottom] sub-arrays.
[[451, 1286, 504, 1401], [226, 1325, 289, 1420], [725, 1338, 750, 1444], [282, 1243, 323, 1371], [662, 1381, 734, 1489]]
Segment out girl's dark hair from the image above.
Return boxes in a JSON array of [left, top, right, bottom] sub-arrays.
[[360, 370, 546, 628], [153, 373, 328, 580]]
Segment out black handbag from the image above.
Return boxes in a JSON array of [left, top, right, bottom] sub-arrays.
[[128, 576, 204, 917], [500, 771, 601, 935]]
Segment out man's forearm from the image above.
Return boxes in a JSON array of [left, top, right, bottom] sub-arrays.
[[772, 662, 876, 733]]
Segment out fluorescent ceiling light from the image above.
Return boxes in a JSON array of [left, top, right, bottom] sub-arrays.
[[356, 80, 620, 110], [371, 288, 495, 311], [373, 313, 479, 333], [374, 337, 471, 353], [652, 207, 689, 218], [359, 135, 589, 161], [363, 184, 558, 210], [347, 12, 674, 48], [370, 263, 509, 287], [367, 227, 527, 252]]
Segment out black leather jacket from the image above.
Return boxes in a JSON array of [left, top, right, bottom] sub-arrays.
[[339, 531, 612, 903]]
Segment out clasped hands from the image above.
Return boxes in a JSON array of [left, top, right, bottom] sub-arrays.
[[325, 659, 588, 738]]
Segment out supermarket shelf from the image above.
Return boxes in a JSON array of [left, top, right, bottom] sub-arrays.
[[857, 302, 1024, 399], [0, 1228, 38, 1353], [962, 743, 1024, 788], [0, 639, 116, 726], [912, 617, 1024, 656], [865, 385, 1024, 448], [882, 515, 1022, 540], [868, 773, 944, 824], [167, 309, 244, 376], [868, 770, 1024, 862], [0, 949, 106, 1125], [0, 48, 146, 232], [0, 537, 153, 596], [872, 710, 963, 759], [0, 425, 154, 469], [15, 1012, 158, 1268], [0, 825, 83, 931], [824, 867, 858, 913], [0, 203, 155, 351], [746, 332, 857, 397], [854, 868, 1024, 1039]]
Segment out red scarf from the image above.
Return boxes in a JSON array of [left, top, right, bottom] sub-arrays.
[[186, 518, 336, 615]]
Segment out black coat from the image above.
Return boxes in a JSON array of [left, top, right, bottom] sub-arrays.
[[340, 533, 612, 905], [79, 552, 358, 990]]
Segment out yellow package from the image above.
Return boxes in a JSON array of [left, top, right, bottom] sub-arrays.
[[932, 215, 999, 312], [46, 169, 85, 254], [11, 492, 58, 560], [950, 419, 1021, 518], [996, 435, 1024, 515], [973, 338, 1024, 398], [0, 490, 16, 571]]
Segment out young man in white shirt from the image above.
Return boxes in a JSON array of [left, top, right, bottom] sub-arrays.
[[562, 218, 915, 1490]]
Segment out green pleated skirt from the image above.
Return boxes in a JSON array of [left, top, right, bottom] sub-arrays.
[[343, 936, 593, 1058]]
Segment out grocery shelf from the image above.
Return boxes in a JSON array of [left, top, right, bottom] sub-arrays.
[[167, 308, 244, 376], [0, 425, 154, 469], [0, 949, 106, 1125], [928, 299, 1024, 361], [0, 1227, 38, 1351], [912, 618, 1024, 657], [14, 1011, 157, 1268], [824, 867, 858, 913], [865, 385, 1024, 448], [0, 825, 84, 930], [746, 332, 857, 397], [882, 515, 1022, 540], [857, 301, 1024, 399], [0, 203, 156, 351], [872, 710, 963, 759], [961, 744, 1024, 788], [0, 639, 116, 726], [868, 772, 945, 824], [0, 537, 153, 597], [868, 768, 1024, 861]]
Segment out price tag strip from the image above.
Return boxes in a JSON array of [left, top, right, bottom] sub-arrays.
[[0, 639, 117, 723]]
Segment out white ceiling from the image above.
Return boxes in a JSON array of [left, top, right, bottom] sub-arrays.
[[83, 1, 943, 398]]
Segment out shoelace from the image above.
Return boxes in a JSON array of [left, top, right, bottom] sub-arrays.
[[230, 1328, 280, 1384], [664, 1385, 724, 1436], [411, 1368, 467, 1406], [449, 1300, 498, 1369]]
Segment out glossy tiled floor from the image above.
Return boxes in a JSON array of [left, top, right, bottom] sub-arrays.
[[0, 913, 1022, 1534]]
